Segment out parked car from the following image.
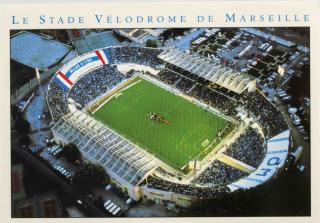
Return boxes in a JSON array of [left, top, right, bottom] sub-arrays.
[[104, 200, 122, 216], [105, 184, 112, 191]]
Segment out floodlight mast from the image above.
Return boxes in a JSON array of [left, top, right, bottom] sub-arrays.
[[36, 67, 50, 118], [192, 157, 198, 187], [35, 67, 44, 98]]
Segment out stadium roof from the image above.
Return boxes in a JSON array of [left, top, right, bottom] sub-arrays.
[[158, 48, 256, 94], [10, 31, 73, 70], [52, 110, 160, 187]]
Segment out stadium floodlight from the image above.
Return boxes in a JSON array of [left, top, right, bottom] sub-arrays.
[[35, 67, 45, 99]]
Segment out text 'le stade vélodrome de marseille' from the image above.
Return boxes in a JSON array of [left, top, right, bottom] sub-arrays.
[[12, 13, 310, 25]]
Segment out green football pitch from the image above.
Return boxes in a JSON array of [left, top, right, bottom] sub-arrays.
[[92, 77, 230, 170]]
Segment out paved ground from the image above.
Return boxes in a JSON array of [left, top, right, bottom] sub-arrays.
[[126, 203, 177, 217], [24, 82, 51, 152], [277, 100, 310, 175], [66, 206, 86, 217], [94, 188, 130, 213]]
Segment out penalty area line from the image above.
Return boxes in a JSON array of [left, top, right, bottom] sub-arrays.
[[90, 78, 141, 115]]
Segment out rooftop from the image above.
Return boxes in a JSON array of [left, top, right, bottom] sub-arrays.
[[70, 30, 120, 54], [10, 31, 73, 70]]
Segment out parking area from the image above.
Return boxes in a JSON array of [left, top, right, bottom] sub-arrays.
[[188, 27, 310, 143], [93, 186, 134, 216], [39, 145, 79, 181], [190, 28, 308, 82]]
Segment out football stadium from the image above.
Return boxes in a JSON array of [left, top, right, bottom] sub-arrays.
[[47, 46, 290, 207]]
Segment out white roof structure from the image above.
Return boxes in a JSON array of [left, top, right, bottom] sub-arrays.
[[158, 48, 256, 94], [51, 110, 160, 187]]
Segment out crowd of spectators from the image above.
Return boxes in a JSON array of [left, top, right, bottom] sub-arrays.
[[192, 160, 248, 186], [69, 65, 126, 107], [46, 81, 69, 122], [224, 127, 266, 168], [142, 175, 230, 199], [155, 167, 176, 178], [156, 68, 182, 86], [107, 46, 163, 68], [155, 68, 238, 117], [241, 91, 288, 138]]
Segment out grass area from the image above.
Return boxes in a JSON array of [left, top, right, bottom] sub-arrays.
[[269, 48, 284, 57], [262, 55, 275, 63], [216, 38, 228, 45], [209, 44, 220, 52], [248, 68, 261, 77], [255, 61, 268, 70], [92, 77, 230, 171]]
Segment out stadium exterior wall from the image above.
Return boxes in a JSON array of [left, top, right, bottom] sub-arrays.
[[140, 186, 194, 208]]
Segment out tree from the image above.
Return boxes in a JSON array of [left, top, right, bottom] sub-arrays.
[[63, 143, 81, 163], [72, 162, 108, 192], [93, 195, 105, 212], [161, 29, 172, 40], [14, 117, 30, 134], [11, 105, 22, 120], [287, 64, 310, 98], [146, 39, 157, 48], [19, 134, 31, 147]]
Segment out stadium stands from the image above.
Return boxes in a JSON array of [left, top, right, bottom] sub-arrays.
[[241, 91, 288, 137], [192, 159, 248, 186], [223, 127, 266, 168], [107, 46, 163, 68], [141, 175, 229, 199], [46, 81, 69, 122], [155, 68, 238, 117], [54, 49, 112, 91], [228, 130, 290, 191], [69, 66, 126, 107]]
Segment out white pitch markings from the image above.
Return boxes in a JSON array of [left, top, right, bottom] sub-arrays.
[[119, 79, 141, 92], [91, 79, 141, 115]]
